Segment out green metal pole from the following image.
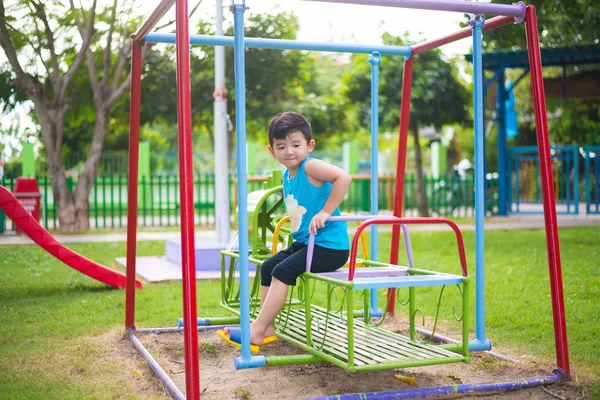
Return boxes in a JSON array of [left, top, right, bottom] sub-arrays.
[[305, 276, 313, 346], [93, 176, 98, 228], [118, 175, 123, 228], [139, 140, 150, 191], [166, 175, 171, 226], [409, 287, 416, 340], [463, 278, 471, 362], [247, 141, 257, 176], [346, 288, 355, 371], [21, 142, 35, 177], [158, 175, 163, 225], [142, 175, 147, 227], [102, 176, 107, 228], [266, 354, 324, 367], [110, 174, 115, 228]]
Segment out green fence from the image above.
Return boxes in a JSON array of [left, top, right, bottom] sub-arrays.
[[1, 173, 497, 232]]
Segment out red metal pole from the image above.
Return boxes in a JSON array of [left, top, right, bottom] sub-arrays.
[[524, 5, 570, 376], [175, 0, 200, 396], [125, 41, 143, 329], [387, 57, 413, 314], [412, 15, 514, 55]]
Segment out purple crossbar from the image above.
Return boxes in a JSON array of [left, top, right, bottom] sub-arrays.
[[302, 0, 526, 19], [318, 266, 408, 280]]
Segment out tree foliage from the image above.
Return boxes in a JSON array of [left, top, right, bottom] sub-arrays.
[[478, 0, 600, 50]]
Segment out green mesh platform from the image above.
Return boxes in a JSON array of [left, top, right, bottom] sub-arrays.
[[269, 306, 467, 371]]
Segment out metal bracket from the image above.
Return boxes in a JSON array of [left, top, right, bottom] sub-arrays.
[[229, 0, 248, 12], [468, 14, 486, 29], [368, 51, 381, 66], [514, 1, 526, 24]]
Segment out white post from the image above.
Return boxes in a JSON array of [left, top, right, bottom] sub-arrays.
[[213, 0, 230, 243]]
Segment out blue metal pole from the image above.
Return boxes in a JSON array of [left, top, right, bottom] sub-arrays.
[[496, 69, 508, 216], [145, 33, 411, 57], [585, 148, 591, 213], [368, 52, 381, 316], [232, 3, 266, 370], [470, 16, 492, 352], [566, 151, 572, 213], [595, 147, 600, 212]]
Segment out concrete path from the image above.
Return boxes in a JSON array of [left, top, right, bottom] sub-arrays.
[[1, 213, 597, 282], [1, 214, 598, 246]]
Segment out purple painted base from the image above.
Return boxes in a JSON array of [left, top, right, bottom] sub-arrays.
[[165, 238, 258, 272], [165, 238, 247, 272]]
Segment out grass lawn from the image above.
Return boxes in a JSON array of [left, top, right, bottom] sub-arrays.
[[0, 226, 598, 399]]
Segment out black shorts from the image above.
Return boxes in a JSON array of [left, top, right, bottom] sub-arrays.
[[260, 241, 349, 286]]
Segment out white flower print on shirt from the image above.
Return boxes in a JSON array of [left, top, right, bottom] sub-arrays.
[[285, 194, 307, 233]]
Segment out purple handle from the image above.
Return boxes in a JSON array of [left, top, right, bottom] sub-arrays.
[[306, 234, 316, 272], [303, 0, 526, 20]]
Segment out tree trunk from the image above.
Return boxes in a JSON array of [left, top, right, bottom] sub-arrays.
[[72, 111, 110, 231], [411, 124, 430, 217], [37, 108, 81, 232]]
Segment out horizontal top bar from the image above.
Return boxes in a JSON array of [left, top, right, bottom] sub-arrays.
[[145, 33, 411, 56], [303, 0, 526, 19]]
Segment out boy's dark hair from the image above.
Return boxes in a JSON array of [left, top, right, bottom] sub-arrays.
[[268, 112, 312, 146]]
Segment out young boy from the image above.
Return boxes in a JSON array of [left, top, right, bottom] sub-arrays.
[[220, 111, 351, 351]]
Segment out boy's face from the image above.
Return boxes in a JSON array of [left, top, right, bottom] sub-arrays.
[[268, 131, 315, 173]]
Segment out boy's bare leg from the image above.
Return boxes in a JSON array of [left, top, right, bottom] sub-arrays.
[[250, 278, 288, 345], [223, 279, 286, 345], [260, 285, 277, 338]]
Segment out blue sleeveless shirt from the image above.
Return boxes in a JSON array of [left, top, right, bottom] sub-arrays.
[[282, 158, 349, 250]]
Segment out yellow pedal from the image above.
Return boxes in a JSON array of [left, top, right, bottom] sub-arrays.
[[342, 258, 364, 268]]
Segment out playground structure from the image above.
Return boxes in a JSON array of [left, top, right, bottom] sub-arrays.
[[509, 145, 579, 214], [465, 45, 600, 216], [218, 179, 471, 372], [123, 1, 570, 399], [0, 185, 142, 289]]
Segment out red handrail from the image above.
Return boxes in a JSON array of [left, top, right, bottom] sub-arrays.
[[349, 217, 468, 281]]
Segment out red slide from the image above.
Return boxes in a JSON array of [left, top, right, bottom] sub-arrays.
[[0, 185, 142, 289]]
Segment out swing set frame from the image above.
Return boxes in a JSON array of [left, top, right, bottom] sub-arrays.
[[124, 1, 570, 398]]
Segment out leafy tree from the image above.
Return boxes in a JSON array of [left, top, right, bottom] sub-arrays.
[[0, 0, 97, 231], [0, 67, 26, 114], [476, 0, 600, 50], [343, 32, 470, 216], [0, 0, 154, 231]]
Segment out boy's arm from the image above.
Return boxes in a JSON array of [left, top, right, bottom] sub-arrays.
[[304, 159, 352, 234]]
